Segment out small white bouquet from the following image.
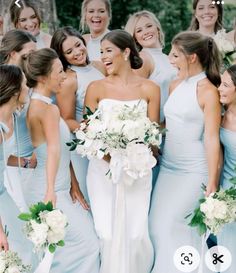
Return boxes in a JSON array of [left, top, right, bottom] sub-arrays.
[[186, 183, 236, 235], [18, 202, 68, 253], [67, 101, 164, 185], [0, 250, 31, 273], [214, 29, 236, 69]]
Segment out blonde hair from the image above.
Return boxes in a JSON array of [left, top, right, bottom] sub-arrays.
[[125, 10, 165, 49], [80, 0, 111, 33]]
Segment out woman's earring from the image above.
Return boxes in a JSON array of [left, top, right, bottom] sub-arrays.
[[124, 56, 128, 61]]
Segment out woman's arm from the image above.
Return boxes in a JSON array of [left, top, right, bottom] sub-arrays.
[[0, 218, 8, 251], [202, 87, 221, 196], [56, 70, 81, 132], [69, 162, 89, 210], [146, 80, 160, 123], [41, 105, 61, 206]]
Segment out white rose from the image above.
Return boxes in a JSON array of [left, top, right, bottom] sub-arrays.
[[5, 266, 20, 273], [75, 130, 86, 141], [44, 210, 67, 231], [212, 199, 228, 220], [47, 229, 65, 244], [0, 258, 6, 273], [88, 119, 104, 134], [200, 197, 215, 220], [29, 220, 48, 246]]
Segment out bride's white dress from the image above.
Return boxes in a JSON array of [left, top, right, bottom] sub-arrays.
[[87, 98, 154, 273]]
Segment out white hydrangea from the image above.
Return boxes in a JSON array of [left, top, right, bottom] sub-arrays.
[[5, 266, 20, 273], [28, 220, 48, 247], [0, 257, 6, 273]]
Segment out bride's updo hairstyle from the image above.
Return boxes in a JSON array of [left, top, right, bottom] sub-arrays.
[[21, 48, 58, 88], [101, 29, 143, 69], [172, 31, 221, 87], [0, 64, 23, 106]]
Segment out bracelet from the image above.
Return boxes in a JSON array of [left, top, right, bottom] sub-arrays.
[[22, 158, 30, 168]]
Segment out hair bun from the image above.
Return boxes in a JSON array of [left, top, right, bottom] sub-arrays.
[[131, 55, 143, 69]]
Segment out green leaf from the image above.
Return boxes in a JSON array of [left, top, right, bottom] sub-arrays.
[[198, 223, 207, 236], [18, 213, 32, 221], [45, 201, 53, 211], [57, 240, 65, 247], [49, 244, 56, 253]]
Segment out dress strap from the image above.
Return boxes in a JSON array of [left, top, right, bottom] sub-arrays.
[[31, 92, 52, 104]]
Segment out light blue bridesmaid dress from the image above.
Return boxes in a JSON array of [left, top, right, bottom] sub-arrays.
[[142, 48, 177, 188], [69, 64, 104, 202], [25, 93, 100, 273], [218, 127, 236, 273], [149, 72, 210, 273], [0, 120, 34, 266]]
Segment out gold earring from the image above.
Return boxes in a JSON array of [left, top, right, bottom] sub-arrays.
[[124, 56, 128, 61]]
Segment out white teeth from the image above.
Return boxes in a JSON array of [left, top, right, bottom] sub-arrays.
[[143, 35, 153, 41]]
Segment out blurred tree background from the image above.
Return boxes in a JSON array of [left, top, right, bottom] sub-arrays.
[[55, 0, 236, 54]]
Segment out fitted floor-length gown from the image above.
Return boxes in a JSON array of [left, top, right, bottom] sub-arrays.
[[149, 72, 211, 273], [25, 94, 100, 273], [70, 64, 104, 202], [87, 98, 154, 273], [0, 120, 34, 266], [217, 127, 236, 273]]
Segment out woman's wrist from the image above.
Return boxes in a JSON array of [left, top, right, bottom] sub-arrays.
[[21, 157, 30, 168]]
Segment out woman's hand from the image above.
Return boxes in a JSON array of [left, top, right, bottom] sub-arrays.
[[205, 182, 218, 197], [70, 184, 90, 210], [0, 227, 9, 251], [44, 191, 57, 207]]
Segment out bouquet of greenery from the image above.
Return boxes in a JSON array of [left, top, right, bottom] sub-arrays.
[[0, 250, 31, 273], [19, 202, 67, 253], [186, 177, 236, 236]]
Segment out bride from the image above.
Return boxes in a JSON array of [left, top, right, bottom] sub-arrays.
[[84, 29, 160, 273]]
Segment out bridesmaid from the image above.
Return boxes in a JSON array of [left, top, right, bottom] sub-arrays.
[[80, 0, 111, 61], [125, 10, 176, 187], [189, 0, 223, 36], [51, 26, 105, 202], [9, 0, 51, 48], [0, 64, 34, 264], [218, 64, 236, 273], [149, 31, 221, 273], [21, 48, 100, 273], [0, 29, 36, 211]]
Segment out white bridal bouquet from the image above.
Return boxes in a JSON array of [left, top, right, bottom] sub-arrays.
[[18, 202, 68, 253], [67, 101, 164, 185], [214, 29, 236, 69], [186, 181, 236, 235], [0, 250, 31, 273]]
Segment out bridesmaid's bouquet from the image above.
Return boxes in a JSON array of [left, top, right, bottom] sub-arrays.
[[0, 250, 31, 273], [214, 29, 236, 69], [18, 202, 67, 253], [68, 101, 164, 185], [186, 182, 236, 235]]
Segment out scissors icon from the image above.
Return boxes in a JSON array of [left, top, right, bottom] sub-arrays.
[[212, 253, 224, 265]]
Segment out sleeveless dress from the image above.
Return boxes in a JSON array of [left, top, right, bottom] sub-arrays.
[[70, 64, 104, 202], [4, 94, 33, 212], [0, 120, 34, 266], [218, 127, 236, 273], [142, 48, 177, 188], [86, 30, 110, 61], [87, 98, 154, 273], [35, 32, 48, 49], [149, 72, 210, 273], [25, 93, 100, 273]]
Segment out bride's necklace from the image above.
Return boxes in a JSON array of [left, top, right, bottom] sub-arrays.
[[31, 92, 52, 105]]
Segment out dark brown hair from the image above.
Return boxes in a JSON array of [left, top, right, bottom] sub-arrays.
[[21, 48, 58, 87], [0, 29, 36, 64], [50, 26, 89, 70], [189, 0, 223, 33], [172, 31, 221, 86], [101, 29, 143, 69], [0, 64, 23, 106]]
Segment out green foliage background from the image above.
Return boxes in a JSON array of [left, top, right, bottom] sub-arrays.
[[55, 0, 235, 54]]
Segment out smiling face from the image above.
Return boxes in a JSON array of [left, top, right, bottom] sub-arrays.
[[169, 45, 189, 78], [101, 39, 126, 75], [46, 59, 66, 92], [134, 16, 161, 48], [85, 0, 109, 35], [195, 0, 218, 30], [218, 71, 236, 106], [16, 7, 40, 36], [62, 36, 87, 66]]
